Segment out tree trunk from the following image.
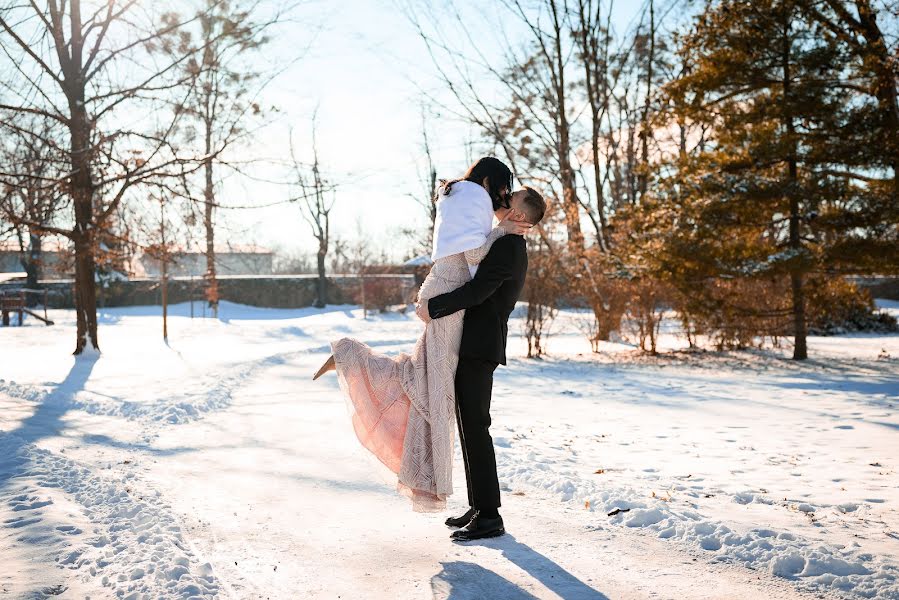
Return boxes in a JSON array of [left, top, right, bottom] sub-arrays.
[[558, 154, 584, 253], [782, 12, 808, 360], [576, 0, 611, 252], [72, 230, 99, 354], [428, 167, 437, 228], [550, 0, 585, 256], [315, 250, 326, 308], [68, 0, 99, 354], [21, 231, 42, 306], [638, 0, 655, 199], [203, 154, 218, 318], [161, 197, 169, 341], [625, 96, 638, 204], [162, 255, 168, 341]]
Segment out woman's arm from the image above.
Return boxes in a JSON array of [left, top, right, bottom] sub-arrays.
[[463, 209, 533, 266], [428, 236, 524, 320], [464, 226, 506, 266]]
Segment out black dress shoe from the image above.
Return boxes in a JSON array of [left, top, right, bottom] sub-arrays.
[[445, 507, 477, 528], [450, 512, 505, 541]]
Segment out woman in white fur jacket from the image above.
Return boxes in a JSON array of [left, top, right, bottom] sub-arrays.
[[313, 157, 530, 512]]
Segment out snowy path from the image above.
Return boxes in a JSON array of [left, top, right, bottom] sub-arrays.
[[0, 301, 897, 598], [143, 351, 814, 599]]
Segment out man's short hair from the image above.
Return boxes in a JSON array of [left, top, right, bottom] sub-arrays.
[[521, 186, 546, 224]]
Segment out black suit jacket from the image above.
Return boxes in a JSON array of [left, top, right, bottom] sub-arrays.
[[428, 235, 528, 365]]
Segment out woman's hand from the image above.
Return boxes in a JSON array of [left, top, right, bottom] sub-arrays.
[[415, 301, 431, 324], [498, 209, 533, 236]]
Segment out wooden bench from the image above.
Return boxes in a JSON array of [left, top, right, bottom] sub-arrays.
[[1, 290, 25, 326]]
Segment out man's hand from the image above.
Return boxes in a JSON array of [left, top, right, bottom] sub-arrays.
[[415, 300, 431, 324]]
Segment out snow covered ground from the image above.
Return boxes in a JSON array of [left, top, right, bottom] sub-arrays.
[[0, 299, 897, 599]]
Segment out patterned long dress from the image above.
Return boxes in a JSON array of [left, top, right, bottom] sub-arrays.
[[331, 227, 505, 512]]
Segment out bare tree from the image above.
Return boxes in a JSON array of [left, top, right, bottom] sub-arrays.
[[407, 0, 675, 340], [289, 117, 335, 308], [144, 195, 176, 341], [0, 118, 67, 294], [173, 0, 290, 318], [0, 0, 225, 353], [573, 0, 615, 250], [404, 104, 439, 256]]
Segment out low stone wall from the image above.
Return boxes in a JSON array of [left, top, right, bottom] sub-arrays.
[[5, 274, 894, 310], [0, 274, 417, 310]]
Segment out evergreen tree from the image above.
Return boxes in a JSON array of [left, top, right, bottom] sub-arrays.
[[796, 0, 899, 271], [660, 0, 895, 359]]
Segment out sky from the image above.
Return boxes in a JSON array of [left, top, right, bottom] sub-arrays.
[[214, 0, 644, 261]]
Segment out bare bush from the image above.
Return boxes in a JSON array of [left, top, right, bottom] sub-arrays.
[[520, 233, 564, 357], [622, 278, 671, 354]]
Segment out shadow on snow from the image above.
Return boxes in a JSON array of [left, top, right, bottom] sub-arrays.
[[432, 534, 609, 599]]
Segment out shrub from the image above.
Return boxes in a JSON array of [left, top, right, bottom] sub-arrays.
[[806, 277, 899, 334]]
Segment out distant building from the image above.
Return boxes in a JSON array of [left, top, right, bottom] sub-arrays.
[[133, 245, 273, 278], [0, 239, 72, 279], [0, 239, 273, 280]]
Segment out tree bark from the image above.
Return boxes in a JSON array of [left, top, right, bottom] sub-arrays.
[[72, 229, 99, 353], [67, 0, 100, 354], [781, 11, 808, 360]]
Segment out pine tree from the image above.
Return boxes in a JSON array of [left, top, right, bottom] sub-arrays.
[[661, 0, 892, 359], [797, 0, 899, 271]]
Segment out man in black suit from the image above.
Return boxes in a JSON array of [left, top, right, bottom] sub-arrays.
[[416, 187, 546, 541]]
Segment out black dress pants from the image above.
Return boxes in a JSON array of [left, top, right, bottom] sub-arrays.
[[454, 357, 501, 509]]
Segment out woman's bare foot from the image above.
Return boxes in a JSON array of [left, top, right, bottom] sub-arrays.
[[312, 355, 336, 380]]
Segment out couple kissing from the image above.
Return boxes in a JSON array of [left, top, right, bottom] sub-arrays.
[[314, 156, 546, 541]]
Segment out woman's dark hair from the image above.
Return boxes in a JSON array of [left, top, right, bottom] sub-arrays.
[[439, 157, 513, 210]]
